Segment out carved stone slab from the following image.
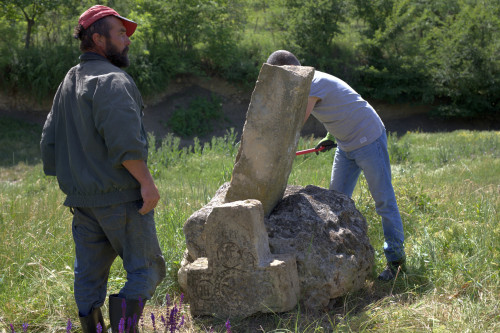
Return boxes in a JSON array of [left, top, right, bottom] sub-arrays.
[[224, 64, 315, 216]]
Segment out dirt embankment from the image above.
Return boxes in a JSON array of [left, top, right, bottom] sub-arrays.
[[1, 75, 498, 147]]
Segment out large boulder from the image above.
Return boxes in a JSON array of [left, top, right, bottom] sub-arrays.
[[266, 184, 374, 309], [180, 183, 374, 312]]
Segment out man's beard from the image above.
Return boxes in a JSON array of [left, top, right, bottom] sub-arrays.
[[105, 39, 129, 68]]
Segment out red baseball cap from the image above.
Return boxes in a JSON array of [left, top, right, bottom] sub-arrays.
[[78, 5, 137, 37]]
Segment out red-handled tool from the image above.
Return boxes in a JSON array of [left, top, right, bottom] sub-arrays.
[[295, 146, 325, 156]]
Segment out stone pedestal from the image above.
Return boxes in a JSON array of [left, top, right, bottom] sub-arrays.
[[179, 200, 299, 318]]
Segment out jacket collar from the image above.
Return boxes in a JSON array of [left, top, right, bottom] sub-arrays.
[[79, 52, 109, 63]]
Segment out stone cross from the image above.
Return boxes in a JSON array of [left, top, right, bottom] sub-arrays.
[[180, 200, 299, 317]]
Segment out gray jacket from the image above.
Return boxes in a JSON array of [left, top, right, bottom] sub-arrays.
[[40, 52, 147, 207]]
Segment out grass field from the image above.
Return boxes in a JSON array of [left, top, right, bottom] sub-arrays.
[[0, 116, 498, 332]]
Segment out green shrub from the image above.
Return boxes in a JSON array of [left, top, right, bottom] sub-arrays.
[[0, 45, 79, 103], [427, 2, 500, 118], [167, 94, 226, 138]]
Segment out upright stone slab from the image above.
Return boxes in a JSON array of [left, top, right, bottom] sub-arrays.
[[178, 199, 300, 318], [225, 64, 315, 216]]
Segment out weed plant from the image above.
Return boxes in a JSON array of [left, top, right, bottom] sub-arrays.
[[0, 116, 498, 332]]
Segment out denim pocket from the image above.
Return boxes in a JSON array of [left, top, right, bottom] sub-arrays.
[[92, 203, 127, 231], [134, 199, 144, 210]]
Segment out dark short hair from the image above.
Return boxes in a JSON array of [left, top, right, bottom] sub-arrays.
[[266, 50, 301, 66], [73, 17, 111, 52]]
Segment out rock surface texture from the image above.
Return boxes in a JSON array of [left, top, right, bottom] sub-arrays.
[[224, 64, 315, 216], [266, 184, 375, 310], [180, 183, 374, 314]]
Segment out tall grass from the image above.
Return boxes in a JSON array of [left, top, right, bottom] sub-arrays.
[[0, 116, 498, 332]]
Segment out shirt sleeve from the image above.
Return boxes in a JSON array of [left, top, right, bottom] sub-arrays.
[[92, 72, 147, 169], [309, 76, 328, 100], [40, 84, 61, 176]]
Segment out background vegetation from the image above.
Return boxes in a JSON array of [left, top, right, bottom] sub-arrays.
[[1, 0, 499, 119], [0, 116, 499, 332]]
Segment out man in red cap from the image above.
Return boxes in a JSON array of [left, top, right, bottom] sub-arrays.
[[40, 5, 165, 333]]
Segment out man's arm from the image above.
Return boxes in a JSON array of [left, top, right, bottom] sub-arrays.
[[304, 96, 320, 124], [40, 110, 57, 176], [122, 159, 160, 215]]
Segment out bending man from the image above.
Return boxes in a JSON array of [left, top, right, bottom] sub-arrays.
[[267, 50, 406, 281]]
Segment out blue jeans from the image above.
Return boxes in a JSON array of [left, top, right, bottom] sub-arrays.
[[330, 132, 405, 262], [72, 200, 166, 316]]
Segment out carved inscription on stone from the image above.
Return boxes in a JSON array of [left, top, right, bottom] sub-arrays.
[[215, 269, 248, 307], [196, 280, 213, 300], [217, 242, 242, 268]]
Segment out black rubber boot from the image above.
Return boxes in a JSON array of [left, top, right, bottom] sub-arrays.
[[79, 307, 106, 333], [109, 294, 145, 333], [378, 258, 407, 281]]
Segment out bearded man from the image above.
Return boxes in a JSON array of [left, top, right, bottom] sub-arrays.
[[40, 5, 165, 333]]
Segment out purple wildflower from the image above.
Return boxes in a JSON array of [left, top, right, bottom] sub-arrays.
[[225, 319, 231, 333], [22, 323, 29, 333], [126, 317, 132, 333], [169, 305, 178, 333], [160, 315, 166, 328], [165, 294, 171, 308], [132, 314, 138, 333], [9, 323, 15, 333], [138, 297, 144, 331], [96, 323, 102, 333], [66, 318, 72, 332], [179, 315, 185, 328], [151, 312, 156, 331], [118, 317, 125, 333], [121, 298, 127, 319], [179, 293, 184, 309], [139, 296, 144, 309]]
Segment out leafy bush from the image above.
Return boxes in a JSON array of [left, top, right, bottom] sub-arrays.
[[0, 45, 79, 102], [352, 0, 500, 117], [0, 0, 499, 120], [167, 95, 226, 138], [427, 2, 500, 118]]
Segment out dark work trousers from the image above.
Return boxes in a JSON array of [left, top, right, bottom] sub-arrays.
[[71, 200, 166, 316]]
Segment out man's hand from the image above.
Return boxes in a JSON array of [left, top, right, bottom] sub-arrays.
[[122, 160, 160, 215], [315, 133, 336, 155], [138, 181, 160, 215]]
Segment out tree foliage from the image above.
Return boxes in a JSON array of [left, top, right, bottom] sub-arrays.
[[427, 1, 500, 117], [275, 0, 350, 66], [0, 0, 68, 48], [353, 0, 394, 35], [0, 0, 498, 119], [353, 0, 500, 116]]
